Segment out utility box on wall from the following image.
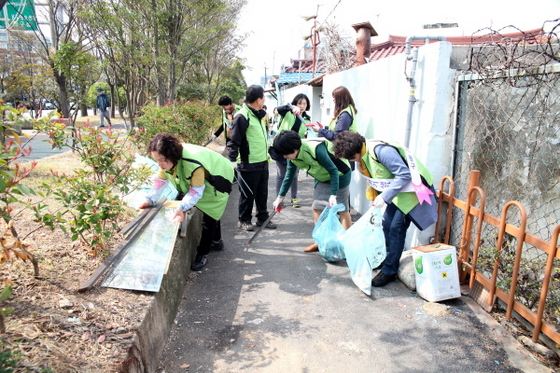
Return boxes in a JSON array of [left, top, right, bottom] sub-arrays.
[[412, 244, 461, 302]]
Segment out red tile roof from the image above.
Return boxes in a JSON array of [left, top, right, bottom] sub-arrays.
[[367, 28, 545, 62], [277, 28, 547, 86], [283, 58, 326, 74]]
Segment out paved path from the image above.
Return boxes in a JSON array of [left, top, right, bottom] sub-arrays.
[[157, 162, 551, 373], [14, 118, 129, 162]]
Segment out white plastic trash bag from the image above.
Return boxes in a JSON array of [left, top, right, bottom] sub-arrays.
[[122, 154, 178, 208], [342, 207, 386, 295]]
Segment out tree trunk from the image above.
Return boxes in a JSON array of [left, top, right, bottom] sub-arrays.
[[53, 70, 70, 118]]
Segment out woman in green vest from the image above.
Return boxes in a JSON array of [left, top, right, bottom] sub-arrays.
[[271, 93, 312, 208], [271, 130, 352, 252], [139, 133, 234, 271], [332, 131, 438, 287], [309, 86, 358, 139]]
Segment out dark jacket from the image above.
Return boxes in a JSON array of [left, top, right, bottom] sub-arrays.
[[227, 104, 268, 172], [97, 93, 110, 111]]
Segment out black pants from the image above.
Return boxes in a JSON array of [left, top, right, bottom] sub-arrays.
[[196, 212, 221, 256], [238, 168, 269, 223]]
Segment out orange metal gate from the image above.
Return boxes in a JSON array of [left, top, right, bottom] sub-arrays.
[[435, 170, 560, 344]]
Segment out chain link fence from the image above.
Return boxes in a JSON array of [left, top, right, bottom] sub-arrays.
[[449, 23, 560, 327]]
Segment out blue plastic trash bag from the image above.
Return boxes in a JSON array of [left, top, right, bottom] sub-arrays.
[[342, 207, 386, 295], [312, 203, 346, 262]]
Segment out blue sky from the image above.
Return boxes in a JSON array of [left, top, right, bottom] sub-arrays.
[[236, 0, 560, 85]]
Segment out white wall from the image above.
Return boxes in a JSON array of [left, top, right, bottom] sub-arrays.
[[280, 41, 457, 246]]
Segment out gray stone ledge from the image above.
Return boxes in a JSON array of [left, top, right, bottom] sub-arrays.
[[119, 208, 202, 373]]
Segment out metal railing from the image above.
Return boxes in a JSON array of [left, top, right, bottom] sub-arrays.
[[435, 170, 560, 345]]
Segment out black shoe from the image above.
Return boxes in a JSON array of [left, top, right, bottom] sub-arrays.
[[238, 221, 254, 231], [99, 124, 105, 128], [256, 220, 277, 229], [371, 271, 396, 287], [372, 260, 385, 271], [191, 254, 208, 271], [210, 239, 224, 251]]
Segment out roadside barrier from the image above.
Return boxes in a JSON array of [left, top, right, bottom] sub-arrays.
[[435, 170, 560, 349]]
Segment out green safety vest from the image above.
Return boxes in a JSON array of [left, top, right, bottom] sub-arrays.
[[278, 111, 309, 139], [329, 106, 357, 132], [362, 140, 434, 214], [291, 139, 350, 182], [165, 144, 234, 220], [235, 104, 268, 164]]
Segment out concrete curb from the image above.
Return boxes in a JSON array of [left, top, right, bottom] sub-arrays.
[[119, 209, 202, 373], [462, 296, 552, 373]]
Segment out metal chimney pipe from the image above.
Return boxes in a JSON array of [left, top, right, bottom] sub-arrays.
[[352, 22, 378, 66]]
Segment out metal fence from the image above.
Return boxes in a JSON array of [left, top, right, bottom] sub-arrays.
[[441, 24, 560, 347]]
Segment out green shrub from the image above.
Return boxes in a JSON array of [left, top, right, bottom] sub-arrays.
[[132, 100, 219, 151], [0, 341, 18, 373], [33, 124, 146, 251]]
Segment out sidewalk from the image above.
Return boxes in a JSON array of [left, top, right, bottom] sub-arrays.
[[157, 161, 551, 373], [16, 115, 128, 162]]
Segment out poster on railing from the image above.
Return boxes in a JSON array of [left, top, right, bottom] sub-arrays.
[[102, 207, 177, 292]]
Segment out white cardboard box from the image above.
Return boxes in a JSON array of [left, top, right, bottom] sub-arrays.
[[412, 244, 461, 302]]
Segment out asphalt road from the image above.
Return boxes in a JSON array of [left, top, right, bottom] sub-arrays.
[[14, 119, 128, 163], [157, 162, 551, 373]]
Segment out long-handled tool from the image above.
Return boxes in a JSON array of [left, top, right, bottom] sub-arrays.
[[203, 136, 215, 147], [247, 206, 282, 245], [235, 169, 253, 198], [287, 103, 307, 125]]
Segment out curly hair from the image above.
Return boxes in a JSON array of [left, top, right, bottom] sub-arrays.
[[332, 131, 365, 159], [147, 133, 183, 166]]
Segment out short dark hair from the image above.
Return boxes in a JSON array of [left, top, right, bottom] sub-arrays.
[[272, 130, 302, 155], [218, 95, 232, 106], [97, 88, 103, 92], [332, 131, 365, 159], [244, 85, 264, 104], [291, 93, 310, 111], [147, 133, 183, 166]]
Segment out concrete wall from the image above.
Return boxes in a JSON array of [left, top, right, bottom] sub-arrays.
[[120, 209, 202, 373], [284, 41, 457, 247]]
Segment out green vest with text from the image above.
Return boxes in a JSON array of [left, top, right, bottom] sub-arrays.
[[362, 140, 433, 214]]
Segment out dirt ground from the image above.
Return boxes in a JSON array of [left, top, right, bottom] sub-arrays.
[[0, 124, 151, 372], [0, 120, 226, 372], [3, 216, 151, 373]]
